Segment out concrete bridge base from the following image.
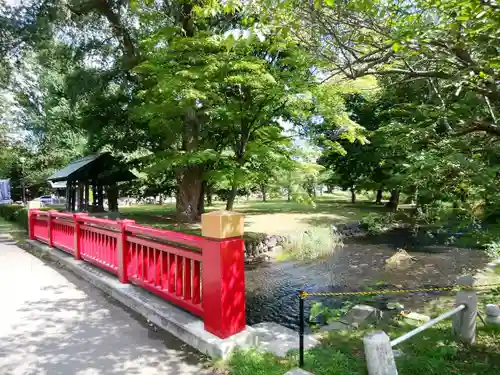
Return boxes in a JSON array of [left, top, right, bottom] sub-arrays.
[[25, 240, 257, 359]]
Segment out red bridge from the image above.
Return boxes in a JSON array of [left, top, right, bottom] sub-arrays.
[[28, 209, 246, 339]]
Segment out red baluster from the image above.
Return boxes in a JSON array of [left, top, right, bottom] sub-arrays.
[[192, 261, 201, 304], [117, 219, 135, 283], [184, 258, 192, 301], [48, 210, 55, 247], [168, 253, 176, 292], [176, 255, 183, 297], [161, 252, 168, 290]]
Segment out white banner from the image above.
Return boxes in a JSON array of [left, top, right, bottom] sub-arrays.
[[0, 179, 12, 204]]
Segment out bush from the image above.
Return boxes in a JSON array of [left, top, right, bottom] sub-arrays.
[[484, 241, 500, 260], [360, 212, 395, 234], [0, 204, 28, 230]]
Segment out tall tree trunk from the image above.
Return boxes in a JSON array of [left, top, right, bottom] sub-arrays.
[[174, 3, 202, 222], [176, 166, 203, 222], [386, 189, 400, 210], [350, 187, 356, 203], [206, 184, 213, 206], [375, 190, 383, 204], [197, 180, 206, 214], [226, 184, 238, 211], [261, 185, 267, 201], [287, 186, 291, 201]]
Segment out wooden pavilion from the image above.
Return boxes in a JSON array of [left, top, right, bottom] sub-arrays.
[[47, 153, 136, 212]]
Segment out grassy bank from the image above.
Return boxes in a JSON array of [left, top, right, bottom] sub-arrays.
[[215, 288, 500, 375]]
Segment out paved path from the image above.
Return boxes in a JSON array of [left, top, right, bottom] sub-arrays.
[[0, 232, 214, 375]]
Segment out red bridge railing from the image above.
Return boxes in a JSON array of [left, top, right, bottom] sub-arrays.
[[28, 209, 246, 339]]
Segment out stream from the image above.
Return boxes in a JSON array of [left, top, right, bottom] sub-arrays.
[[244, 229, 488, 330]]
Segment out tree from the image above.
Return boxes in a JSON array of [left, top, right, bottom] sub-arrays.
[[263, 0, 500, 218], [135, 28, 316, 213]]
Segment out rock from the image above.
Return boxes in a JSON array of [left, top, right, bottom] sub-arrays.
[[385, 249, 416, 270], [256, 243, 267, 254], [284, 368, 315, 375], [317, 321, 350, 333], [387, 302, 405, 311], [265, 236, 278, 248], [340, 305, 381, 327], [485, 304, 500, 317], [485, 304, 500, 325]]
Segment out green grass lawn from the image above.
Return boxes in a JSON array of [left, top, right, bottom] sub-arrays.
[[119, 191, 392, 235], [0, 217, 11, 231], [0, 217, 27, 236], [215, 288, 500, 375]]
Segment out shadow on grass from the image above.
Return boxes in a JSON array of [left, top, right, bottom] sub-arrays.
[[228, 200, 387, 216], [119, 200, 391, 235], [119, 205, 201, 235]]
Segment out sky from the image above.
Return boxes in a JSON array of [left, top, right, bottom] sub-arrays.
[[5, 0, 22, 6]]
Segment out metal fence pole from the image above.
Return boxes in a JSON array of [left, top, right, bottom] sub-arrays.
[[452, 276, 477, 345], [363, 331, 398, 375], [299, 291, 305, 368]]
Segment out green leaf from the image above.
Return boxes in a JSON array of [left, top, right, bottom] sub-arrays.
[[392, 42, 402, 53]]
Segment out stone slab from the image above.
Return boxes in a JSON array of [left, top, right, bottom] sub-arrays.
[[252, 322, 319, 357], [340, 304, 380, 327], [25, 240, 256, 359]]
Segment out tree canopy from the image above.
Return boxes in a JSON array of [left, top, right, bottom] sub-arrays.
[[0, 0, 499, 237]]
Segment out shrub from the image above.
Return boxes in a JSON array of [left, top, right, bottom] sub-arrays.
[[484, 241, 500, 260], [0, 204, 28, 230], [13, 207, 29, 230], [360, 212, 395, 234]]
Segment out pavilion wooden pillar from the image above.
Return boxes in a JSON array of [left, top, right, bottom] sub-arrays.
[[107, 183, 119, 212], [71, 181, 77, 212], [92, 182, 97, 210], [65, 182, 71, 211], [84, 183, 90, 211], [97, 184, 104, 211], [78, 181, 84, 211]]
